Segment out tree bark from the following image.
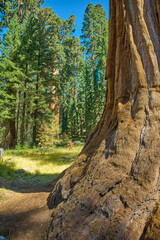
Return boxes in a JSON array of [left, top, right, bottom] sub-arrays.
[[0, 119, 17, 149], [49, 69, 60, 125], [20, 81, 26, 146], [49, 86, 59, 125], [47, 0, 160, 239]]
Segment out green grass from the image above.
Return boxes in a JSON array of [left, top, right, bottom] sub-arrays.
[[0, 159, 15, 179], [1, 146, 83, 182]]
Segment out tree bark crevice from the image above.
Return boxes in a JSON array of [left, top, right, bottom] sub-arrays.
[[47, 0, 160, 239]]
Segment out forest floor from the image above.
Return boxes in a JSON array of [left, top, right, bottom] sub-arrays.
[[0, 146, 82, 240]]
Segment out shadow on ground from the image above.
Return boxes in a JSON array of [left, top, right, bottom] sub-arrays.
[[0, 188, 55, 240], [0, 148, 72, 239], [0, 161, 60, 193], [0, 147, 77, 193], [0, 170, 64, 240]]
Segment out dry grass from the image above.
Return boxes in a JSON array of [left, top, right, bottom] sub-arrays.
[[0, 146, 82, 189], [0, 146, 83, 199], [2, 146, 83, 177]]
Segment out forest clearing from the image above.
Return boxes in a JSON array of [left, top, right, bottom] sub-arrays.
[[0, 145, 83, 239]]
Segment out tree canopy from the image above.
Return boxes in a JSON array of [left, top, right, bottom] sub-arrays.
[[0, 1, 108, 148]]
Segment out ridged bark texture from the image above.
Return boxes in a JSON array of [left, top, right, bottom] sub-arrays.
[[47, 0, 160, 239]]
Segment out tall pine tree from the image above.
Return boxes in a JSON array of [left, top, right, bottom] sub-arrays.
[[0, 14, 23, 148], [81, 3, 108, 136]]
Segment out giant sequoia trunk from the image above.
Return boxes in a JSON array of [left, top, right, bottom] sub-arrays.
[[47, 1, 160, 239]]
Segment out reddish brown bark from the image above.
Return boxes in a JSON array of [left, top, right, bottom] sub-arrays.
[[1, 119, 17, 149], [47, 1, 160, 239], [49, 86, 59, 125]]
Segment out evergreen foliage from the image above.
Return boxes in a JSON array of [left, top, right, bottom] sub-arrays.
[[36, 120, 59, 149], [81, 3, 108, 135], [0, 1, 108, 148]]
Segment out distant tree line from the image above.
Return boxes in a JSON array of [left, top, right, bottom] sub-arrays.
[[0, 0, 108, 148]]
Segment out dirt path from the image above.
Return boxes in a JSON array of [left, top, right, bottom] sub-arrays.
[[0, 182, 53, 240]]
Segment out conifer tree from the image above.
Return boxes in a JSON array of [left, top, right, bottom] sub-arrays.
[[1, 0, 44, 26], [60, 35, 85, 138], [81, 3, 108, 135], [0, 2, 64, 147], [0, 14, 23, 148], [0, 1, 109, 147], [20, 7, 62, 145]]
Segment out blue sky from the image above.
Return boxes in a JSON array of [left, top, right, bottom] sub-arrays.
[[44, 0, 109, 37]]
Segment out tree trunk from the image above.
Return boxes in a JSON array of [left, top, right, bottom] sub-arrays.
[[20, 81, 26, 146], [0, 119, 17, 149], [49, 86, 59, 125], [49, 69, 60, 125], [47, 0, 160, 239]]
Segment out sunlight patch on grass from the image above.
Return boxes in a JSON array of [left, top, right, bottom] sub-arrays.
[[0, 146, 83, 201], [3, 146, 83, 176]]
